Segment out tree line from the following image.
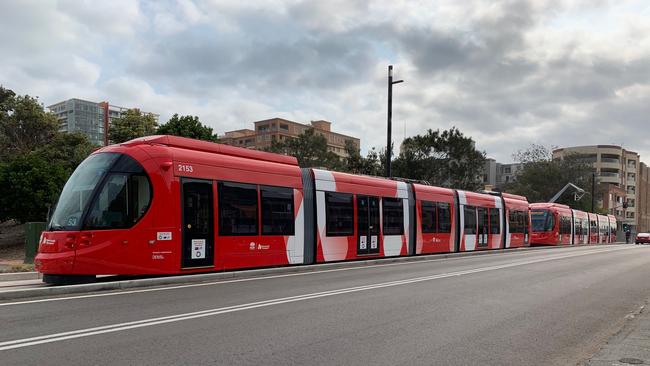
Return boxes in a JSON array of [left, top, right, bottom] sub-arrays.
[[3, 84, 598, 225], [0, 86, 220, 223]]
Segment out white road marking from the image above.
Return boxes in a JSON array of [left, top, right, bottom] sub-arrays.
[[0, 245, 631, 308], [0, 246, 634, 351]]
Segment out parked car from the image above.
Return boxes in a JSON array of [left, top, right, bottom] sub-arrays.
[[635, 233, 650, 244]]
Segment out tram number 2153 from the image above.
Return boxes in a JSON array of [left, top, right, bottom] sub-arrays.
[[178, 164, 194, 173]]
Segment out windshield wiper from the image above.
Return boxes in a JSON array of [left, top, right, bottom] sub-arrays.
[[49, 225, 67, 231]]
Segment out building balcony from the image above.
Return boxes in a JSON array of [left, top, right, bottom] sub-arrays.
[[599, 173, 620, 184], [600, 158, 620, 164], [599, 161, 621, 170]]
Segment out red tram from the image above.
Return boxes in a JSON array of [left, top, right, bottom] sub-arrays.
[[530, 203, 618, 246], [607, 214, 618, 243], [35, 136, 611, 284], [530, 203, 573, 245]]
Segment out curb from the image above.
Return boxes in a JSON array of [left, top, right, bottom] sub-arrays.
[[0, 244, 627, 301], [0, 272, 40, 282]]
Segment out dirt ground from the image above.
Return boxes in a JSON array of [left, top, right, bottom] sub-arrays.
[[0, 220, 25, 263]]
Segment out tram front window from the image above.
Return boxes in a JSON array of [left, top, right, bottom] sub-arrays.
[[48, 153, 151, 231], [531, 209, 554, 232], [48, 153, 119, 230]]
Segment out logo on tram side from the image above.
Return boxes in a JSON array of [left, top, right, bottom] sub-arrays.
[[152, 251, 172, 260], [249, 242, 270, 250]]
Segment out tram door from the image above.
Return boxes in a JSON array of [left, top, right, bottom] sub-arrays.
[[357, 195, 380, 255], [181, 179, 214, 268], [477, 207, 489, 247]]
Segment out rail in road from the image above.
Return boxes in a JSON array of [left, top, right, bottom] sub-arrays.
[[1, 244, 649, 365]]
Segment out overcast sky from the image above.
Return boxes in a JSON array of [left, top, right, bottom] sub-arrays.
[[1, 0, 649, 162]]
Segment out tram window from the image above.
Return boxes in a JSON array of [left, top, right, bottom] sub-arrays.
[[559, 216, 571, 234], [383, 198, 404, 235], [421, 201, 437, 233], [261, 186, 294, 236], [489, 208, 500, 234], [509, 210, 519, 233], [84, 173, 151, 229], [464, 206, 477, 234], [508, 210, 528, 234], [325, 192, 354, 236], [438, 202, 452, 233], [477, 207, 488, 236], [219, 182, 258, 236]]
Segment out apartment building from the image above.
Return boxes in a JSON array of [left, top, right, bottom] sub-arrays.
[[48, 98, 159, 146], [220, 118, 360, 158], [481, 159, 524, 189], [639, 163, 650, 232], [552, 145, 642, 232]]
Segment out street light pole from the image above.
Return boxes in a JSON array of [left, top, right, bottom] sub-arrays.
[[591, 172, 596, 212], [386, 65, 403, 178]]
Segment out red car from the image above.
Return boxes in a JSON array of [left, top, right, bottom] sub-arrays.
[[636, 233, 650, 244]]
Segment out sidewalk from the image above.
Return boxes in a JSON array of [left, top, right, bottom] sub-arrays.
[[585, 300, 650, 365]]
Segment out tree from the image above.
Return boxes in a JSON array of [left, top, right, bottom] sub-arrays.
[[0, 153, 69, 223], [267, 128, 342, 169], [506, 144, 594, 210], [0, 86, 60, 159], [343, 140, 383, 176], [392, 127, 486, 190], [109, 109, 158, 144], [157, 114, 217, 141], [35, 132, 96, 172], [0, 86, 96, 223]]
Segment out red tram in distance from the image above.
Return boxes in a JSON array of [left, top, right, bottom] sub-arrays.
[[530, 203, 618, 246], [530, 203, 573, 245], [36, 136, 613, 284]]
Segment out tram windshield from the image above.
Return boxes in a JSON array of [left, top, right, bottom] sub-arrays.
[[48, 153, 151, 231], [531, 209, 554, 232]]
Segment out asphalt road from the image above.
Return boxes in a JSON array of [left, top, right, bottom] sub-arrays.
[[2, 244, 650, 366]]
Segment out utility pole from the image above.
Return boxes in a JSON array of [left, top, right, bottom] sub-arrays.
[[385, 65, 403, 178], [591, 172, 596, 212]]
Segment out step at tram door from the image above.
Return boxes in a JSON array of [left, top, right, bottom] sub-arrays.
[[357, 195, 380, 255], [181, 179, 214, 268]]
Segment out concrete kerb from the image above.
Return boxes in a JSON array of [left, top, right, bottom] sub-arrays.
[[0, 244, 625, 302], [0, 272, 40, 282]]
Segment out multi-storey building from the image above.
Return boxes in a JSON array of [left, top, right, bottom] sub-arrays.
[[48, 98, 159, 146], [552, 145, 642, 232], [639, 162, 650, 233], [220, 118, 360, 158], [481, 159, 524, 189]]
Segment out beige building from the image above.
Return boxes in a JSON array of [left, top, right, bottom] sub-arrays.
[[639, 163, 650, 233], [220, 118, 360, 158], [552, 145, 643, 232]]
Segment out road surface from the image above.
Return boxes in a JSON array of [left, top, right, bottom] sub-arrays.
[[1, 244, 650, 365]]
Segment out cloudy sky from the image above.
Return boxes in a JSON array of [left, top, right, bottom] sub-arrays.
[[1, 0, 649, 162]]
